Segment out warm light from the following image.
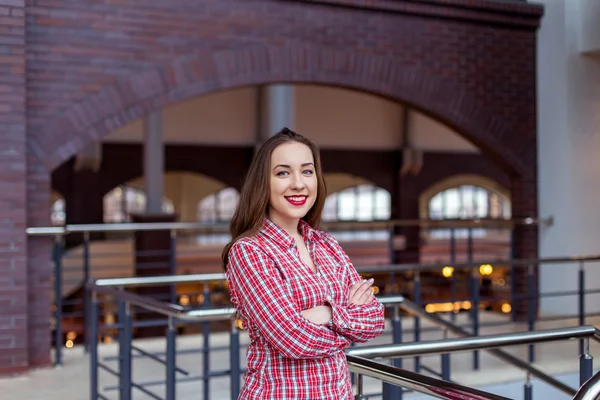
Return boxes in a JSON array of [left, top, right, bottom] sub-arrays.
[[104, 313, 115, 325], [66, 331, 77, 340], [501, 303, 512, 313], [65, 340, 74, 348], [235, 319, 244, 330], [479, 264, 493, 276], [179, 295, 190, 306], [371, 286, 380, 295], [196, 294, 205, 304], [442, 266, 454, 278], [104, 336, 114, 344], [426, 301, 471, 314]]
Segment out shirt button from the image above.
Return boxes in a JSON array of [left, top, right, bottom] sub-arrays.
[[326, 295, 332, 302]]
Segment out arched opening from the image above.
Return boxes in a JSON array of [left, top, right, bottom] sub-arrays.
[[323, 184, 391, 224], [420, 174, 511, 241], [197, 187, 240, 223], [103, 186, 174, 223], [51, 192, 66, 226], [322, 178, 392, 267]]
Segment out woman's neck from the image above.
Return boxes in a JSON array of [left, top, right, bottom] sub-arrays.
[[269, 214, 301, 239]]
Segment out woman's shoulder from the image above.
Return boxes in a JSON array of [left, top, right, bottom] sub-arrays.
[[230, 235, 263, 252], [314, 228, 339, 247]]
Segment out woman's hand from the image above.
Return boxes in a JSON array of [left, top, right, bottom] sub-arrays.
[[349, 278, 374, 306], [301, 305, 333, 325]]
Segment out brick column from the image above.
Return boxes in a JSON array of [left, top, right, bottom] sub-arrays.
[[0, 0, 28, 375], [511, 176, 538, 320], [64, 169, 104, 247]]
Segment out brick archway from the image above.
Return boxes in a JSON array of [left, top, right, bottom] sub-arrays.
[[30, 43, 528, 176]]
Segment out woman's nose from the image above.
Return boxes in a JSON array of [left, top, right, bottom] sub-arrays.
[[290, 173, 305, 189]]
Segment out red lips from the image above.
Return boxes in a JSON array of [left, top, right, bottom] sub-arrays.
[[285, 196, 307, 206]]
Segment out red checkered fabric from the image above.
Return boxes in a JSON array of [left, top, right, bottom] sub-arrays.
[[226, 219, 385, 399]]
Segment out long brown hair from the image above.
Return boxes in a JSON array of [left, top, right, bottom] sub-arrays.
[[222, 127, 327, 270]]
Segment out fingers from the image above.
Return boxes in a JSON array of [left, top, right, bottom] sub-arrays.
[[359, 284, 374, 304], [349, 278, 375, 305]]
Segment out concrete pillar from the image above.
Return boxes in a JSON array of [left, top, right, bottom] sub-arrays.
[[143, 111, 164, 214], [537, 0, 600, 314], [257, 85, 295, 143], [134, 111, 175, 336]]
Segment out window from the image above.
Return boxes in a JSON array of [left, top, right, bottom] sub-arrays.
[[323, 185, 391, 241], [197, 187, 240, 223], [103, 186, 174, 223], [428, 185, 510, 239], [51, 198, 65, 226], [323, 185, 391, 222]]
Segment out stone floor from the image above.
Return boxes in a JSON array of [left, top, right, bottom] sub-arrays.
[[1, 312, 598, 400]]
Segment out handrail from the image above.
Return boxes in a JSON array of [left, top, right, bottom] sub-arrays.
[[573, 370, 600, 400], [399, 297, 578, 396], [95, 273, 227, 287], [88, 283, 235, 322], [88, 279, 594, 399], [346, 355, 511, 400], [25, 216, 550, 236], [91, 253, 600, 289], [348, 326, 600, 359]]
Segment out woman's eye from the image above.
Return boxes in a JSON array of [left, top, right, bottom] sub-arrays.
[[276, 171, 289, 177], [303, 170, 314, 175]]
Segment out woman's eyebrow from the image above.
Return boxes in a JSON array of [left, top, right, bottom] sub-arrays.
[[273, 162, 314, 169]]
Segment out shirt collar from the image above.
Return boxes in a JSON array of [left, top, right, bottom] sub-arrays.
[[260, 218, 321, 249]]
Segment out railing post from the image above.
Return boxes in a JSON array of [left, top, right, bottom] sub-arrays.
[[203, 283, 211, 399], [510, 228, 517, 322], [90, 291, 99, 400], [441, 329, 450, 381], [166, 316, 177, 400], [578, 261, 586, 356], [169, 230, 177, 304], [230, 319, 241, 400], [580, 338, 593, 386], [471, 268, 480, 370], [118, 299, 132, 400], [355, 374, 369, 400], [53, 235, 63, 366], [450, 227, 457, 322], [413, 271, 421, 373], [83, 231, 91, 353], [527, 264, 535, 363], [524, 373, 533, 400], [382, 305, 403, 400]]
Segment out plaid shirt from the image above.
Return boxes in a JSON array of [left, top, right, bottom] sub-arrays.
[[226, 219, 385, 399]]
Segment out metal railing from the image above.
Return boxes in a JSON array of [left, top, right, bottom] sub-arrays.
[[46, 239, 600, 384], [26, 216, 550, 236], [349, 324, 600, 398], [346, 355, 511, 400], [26, 217, 553, 363], [87, 275, 599, 400], [574, 370, 600, 400]]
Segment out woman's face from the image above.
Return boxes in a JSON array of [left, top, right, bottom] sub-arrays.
[[268, 141, 318, 228]]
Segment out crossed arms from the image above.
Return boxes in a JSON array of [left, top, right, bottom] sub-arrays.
[[226, 241, 385, 360]]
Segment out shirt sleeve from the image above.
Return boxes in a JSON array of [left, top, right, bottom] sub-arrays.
[[324, 234, 386, 343], [226, 241, 351, 359]]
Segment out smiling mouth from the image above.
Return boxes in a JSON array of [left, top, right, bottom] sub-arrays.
[[285, 196, 307, 206]]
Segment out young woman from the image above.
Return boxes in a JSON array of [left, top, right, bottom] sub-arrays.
[[223, 128, 385, 399]]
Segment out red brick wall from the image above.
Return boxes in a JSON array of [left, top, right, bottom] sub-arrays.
[[6, 0, 544, 373], [0, 0, 28, 375]]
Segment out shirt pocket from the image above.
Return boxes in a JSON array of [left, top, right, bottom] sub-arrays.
[[283, 274, 328, 311]]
